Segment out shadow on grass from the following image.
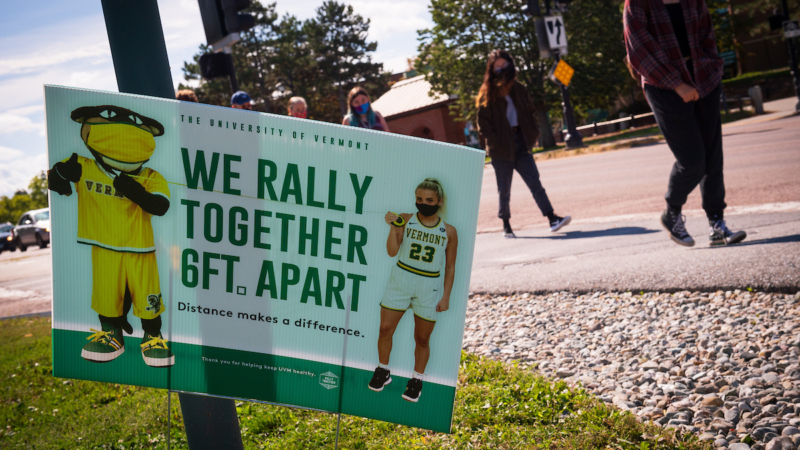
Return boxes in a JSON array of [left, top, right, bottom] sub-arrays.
[[515, 226, 658, 240]]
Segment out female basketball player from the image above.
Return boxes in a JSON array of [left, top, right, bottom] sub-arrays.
[[368, 178, 459, 402]]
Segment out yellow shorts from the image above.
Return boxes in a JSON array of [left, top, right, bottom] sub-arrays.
[[91, 246, 164, 320]]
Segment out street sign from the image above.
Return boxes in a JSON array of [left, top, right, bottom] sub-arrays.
[[784, 20, 800, 39], [550, 59, 575, 86], [544, 15, 568, 52]]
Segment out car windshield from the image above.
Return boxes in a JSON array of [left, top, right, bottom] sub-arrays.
[[0, 225, 12, 232], [35, 211, 50, 221]]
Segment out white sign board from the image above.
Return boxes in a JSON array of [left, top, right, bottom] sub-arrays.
[[544, 15, 568, 52], [46, 85, 485, 433]]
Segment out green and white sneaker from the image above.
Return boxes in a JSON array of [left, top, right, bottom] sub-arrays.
[[81, 322, 125, 363], [140, 332, 175, 367]]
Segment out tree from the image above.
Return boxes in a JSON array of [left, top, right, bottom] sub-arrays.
[[306, 1, 389, 119], [180, 2, 281, 112], [0, 172, 48, 224], [561, 0, 631, 115], [416, 0, 635, 147], [180, 1, 388, 124]]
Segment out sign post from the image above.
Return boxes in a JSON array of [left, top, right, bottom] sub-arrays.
[[98, 1, 245, 448], [530, 8, 583, 148]]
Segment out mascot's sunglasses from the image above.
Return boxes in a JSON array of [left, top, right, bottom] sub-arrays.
[[71, 105, 164, 136]]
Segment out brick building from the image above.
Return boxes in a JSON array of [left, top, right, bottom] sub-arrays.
[[372, 75, 469, 145]]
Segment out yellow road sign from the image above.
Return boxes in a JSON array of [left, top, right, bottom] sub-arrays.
[[553, 60, 575, 86]]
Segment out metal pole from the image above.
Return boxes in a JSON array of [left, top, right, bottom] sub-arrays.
[[554, 52, 584, 148], [781, 0, 800, 111], [224, 49, 240, 94], [334, 413, 342, 449], [99, 2, 244, 449]]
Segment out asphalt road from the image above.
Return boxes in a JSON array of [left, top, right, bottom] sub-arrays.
[[0, 246, 52, 318], [1, 110, 798, 317], [477, 113, 800, 233]]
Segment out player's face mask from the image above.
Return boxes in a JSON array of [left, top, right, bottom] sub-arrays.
[[416, 202, 439, 217], [85, 123, 156, 171]]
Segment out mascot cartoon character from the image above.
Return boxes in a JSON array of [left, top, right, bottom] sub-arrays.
[[48, 105, 174, 367]]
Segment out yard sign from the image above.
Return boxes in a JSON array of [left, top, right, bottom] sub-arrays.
[[45, 85, 483, 433]]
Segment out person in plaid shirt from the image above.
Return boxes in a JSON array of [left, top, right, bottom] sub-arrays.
[[624, 0, 747, 247]]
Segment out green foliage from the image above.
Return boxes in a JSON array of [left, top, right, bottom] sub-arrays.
[[730, 0, 799, 38], [416, 0, 635, 147], [2, 317, 713, 449], [722, 67, 791, 85], [561, 0, 631, 114], [306, 1, 389, 119], [0, 171, 48, 224], [180, 1, 388, 124]]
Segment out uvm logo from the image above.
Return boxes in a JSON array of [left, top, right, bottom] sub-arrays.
[[319, 371, 339, 390]]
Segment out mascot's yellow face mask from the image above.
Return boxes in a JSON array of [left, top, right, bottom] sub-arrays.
[[83, 123, 156, 171]]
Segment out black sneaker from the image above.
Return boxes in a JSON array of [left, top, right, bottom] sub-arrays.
[[549, 215, 571, 232], [503, 220, 516, 238], [402, 378, 423, 402], [709, 220, 746, 246], [368, 367, 392, 392], [661, 209, 694, 247]]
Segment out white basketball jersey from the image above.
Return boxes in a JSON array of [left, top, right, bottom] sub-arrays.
[[396, 213, 448, 278]]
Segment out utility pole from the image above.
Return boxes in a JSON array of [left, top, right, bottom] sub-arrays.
[[100, 1, 245, 448], [781, 0, 800, 111]]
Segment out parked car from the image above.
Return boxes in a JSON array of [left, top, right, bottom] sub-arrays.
[[15, 208, 50, 251], [0, 222, 16, 254]]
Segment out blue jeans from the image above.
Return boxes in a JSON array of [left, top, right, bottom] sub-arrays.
[[491, 130, 554, 220]]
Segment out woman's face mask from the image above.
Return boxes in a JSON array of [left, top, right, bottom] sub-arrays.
[[353, 102, 370, 115]]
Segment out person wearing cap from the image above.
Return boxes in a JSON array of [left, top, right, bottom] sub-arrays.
[[48, 104, 175, 368], [231, 91, 253, 110]]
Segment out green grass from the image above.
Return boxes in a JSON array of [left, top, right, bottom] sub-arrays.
[[1, 317, 712, 449], [722, 67, 790, 86]]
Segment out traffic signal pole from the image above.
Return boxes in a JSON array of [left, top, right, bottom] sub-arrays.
[[100, 1, 245, 448]]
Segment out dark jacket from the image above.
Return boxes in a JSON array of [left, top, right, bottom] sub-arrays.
[[476, 81, 540, 161]]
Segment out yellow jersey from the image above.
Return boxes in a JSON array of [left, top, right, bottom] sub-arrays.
[[70, 155, 169, 253]]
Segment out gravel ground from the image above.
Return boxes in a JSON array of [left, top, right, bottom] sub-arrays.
[[463, 290, 800, 450]]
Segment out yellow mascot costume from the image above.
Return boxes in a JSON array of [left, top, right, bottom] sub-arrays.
[[48, 105, 174, 367]]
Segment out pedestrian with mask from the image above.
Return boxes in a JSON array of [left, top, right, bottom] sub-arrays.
[[624, 0, 746, 246], [476, 50, 571, 238], [288, 97, 308, 119], [342, 87, 390, 132]]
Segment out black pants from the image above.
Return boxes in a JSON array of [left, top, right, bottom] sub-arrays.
[[645, 83, 725, 220], [491, 130, 554, 220]]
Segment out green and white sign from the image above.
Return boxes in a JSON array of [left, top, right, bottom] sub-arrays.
[[46, 85, 483, 432]]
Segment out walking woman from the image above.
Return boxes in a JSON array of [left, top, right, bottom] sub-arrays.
[[624, 0, 746, 246], [342, 86, 390, 132], [476, 50, 570, 238]]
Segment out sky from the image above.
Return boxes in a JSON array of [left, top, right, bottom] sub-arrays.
[[0, 0, 433, 198]]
